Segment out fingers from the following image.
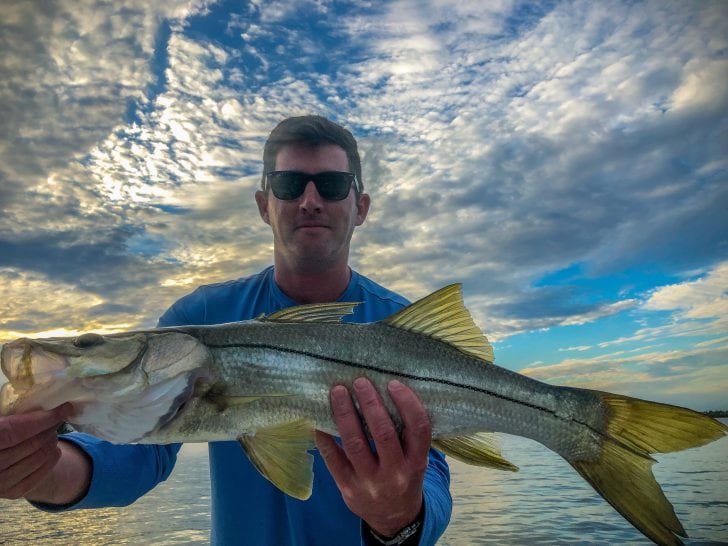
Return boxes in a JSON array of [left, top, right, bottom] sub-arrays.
[[8, 452, 62, 499], [322, 378, 430, 468], [314, 430, 352, 489], [388, 380, 432, 465], [0, 404, 72, 499], [0, 427, 57, 472], [318, 379, 431, 536], [0, 404, 72, 449], [353, 378, 404, 468], [1, 441, 61, 499], [329, 384, 377, 475]]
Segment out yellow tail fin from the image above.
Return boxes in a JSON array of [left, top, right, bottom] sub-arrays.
[[572, 394, 727, 546]]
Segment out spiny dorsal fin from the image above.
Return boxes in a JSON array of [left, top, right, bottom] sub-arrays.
[[433, 433, 517, 471], [238, 419, 316, 500], [263, 302, 359, 323], [383, 284, 494, 363]]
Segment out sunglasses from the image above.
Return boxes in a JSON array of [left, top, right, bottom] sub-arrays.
[[266, 171, 361, 201]]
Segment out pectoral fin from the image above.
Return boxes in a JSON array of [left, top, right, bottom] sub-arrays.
[[238, 419, 316, 500], [433, 432, 518, 471]]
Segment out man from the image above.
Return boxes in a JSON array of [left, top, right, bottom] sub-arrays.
[[0, 115, 452, 545]]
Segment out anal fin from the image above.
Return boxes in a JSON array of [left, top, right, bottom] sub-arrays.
[[433, 432, 518, 471], [238, 419, 316, 500]]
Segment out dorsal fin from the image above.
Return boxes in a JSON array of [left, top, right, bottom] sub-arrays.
[[263, 302, 359, 323], [383, 284, 494, 363]]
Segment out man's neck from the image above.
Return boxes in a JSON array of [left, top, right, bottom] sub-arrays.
[[273, 260, 352, 304]]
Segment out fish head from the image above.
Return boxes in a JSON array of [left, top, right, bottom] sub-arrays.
[[0, 332, 148, 417], [0, 329, 213, 443], [1, 332, 147, 388]]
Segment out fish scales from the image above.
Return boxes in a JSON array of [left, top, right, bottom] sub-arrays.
[[191, 319, 606, 461]]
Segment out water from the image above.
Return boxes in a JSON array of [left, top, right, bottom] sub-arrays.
[[1, 422, 726, 545]]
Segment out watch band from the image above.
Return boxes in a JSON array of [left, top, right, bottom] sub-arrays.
[[367, 519, 421, 545], [365, 503, 425, 546]]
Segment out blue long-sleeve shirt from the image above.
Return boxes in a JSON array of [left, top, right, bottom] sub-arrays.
[[48, 267, 452, 545]]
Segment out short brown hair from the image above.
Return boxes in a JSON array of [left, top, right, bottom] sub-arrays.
[[261, 115, 363, 191]]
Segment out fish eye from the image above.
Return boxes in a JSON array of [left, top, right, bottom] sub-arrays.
[[73, 332, 105, 348]]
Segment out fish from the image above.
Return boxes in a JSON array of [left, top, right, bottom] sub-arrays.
[[1, 284, 725, 545]]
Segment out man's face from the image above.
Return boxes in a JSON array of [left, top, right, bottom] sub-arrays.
[[255, 143, 370, 270]]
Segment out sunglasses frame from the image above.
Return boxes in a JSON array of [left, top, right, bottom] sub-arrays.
[[265, 171, 362, 201]]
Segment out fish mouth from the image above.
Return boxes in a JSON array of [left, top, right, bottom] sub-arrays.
[[1, 340, 67, 390], [0, 341, 69, 415]]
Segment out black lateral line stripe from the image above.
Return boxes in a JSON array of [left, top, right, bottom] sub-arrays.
[[206, 342, 553, 415]]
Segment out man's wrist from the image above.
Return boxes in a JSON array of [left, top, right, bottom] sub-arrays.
[[25, 438, 92, 506], [364, 503, 425, 546]]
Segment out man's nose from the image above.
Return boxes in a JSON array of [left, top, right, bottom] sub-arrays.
[[299, 180, 323, 211]]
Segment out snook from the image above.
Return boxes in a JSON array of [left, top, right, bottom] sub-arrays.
[[1, 285, 725, 546]]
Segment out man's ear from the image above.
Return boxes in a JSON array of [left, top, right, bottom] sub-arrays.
[[255, 190, 271, 225], [355, 193, 371, 226]]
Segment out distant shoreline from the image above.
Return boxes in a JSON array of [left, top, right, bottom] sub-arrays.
[[704, 410, 728, 418]]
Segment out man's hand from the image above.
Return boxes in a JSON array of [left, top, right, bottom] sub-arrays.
[[0, 404, 72, 499], [315, 378, 432, 538]]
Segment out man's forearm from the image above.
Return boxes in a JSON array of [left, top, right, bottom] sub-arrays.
[[25, 439, 92, 506]]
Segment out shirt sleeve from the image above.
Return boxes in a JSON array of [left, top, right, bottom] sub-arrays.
[[418, 449, 452, 545], [31, 433, 181, 512], [157, 298, 193, 327]]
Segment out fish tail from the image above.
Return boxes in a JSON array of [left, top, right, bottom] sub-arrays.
[[570, 393, 727, 546]]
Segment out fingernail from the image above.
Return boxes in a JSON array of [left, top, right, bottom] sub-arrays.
[[331, 385, 349, 403], [388, 380, 404, 392], [353, 377, 370, 391]]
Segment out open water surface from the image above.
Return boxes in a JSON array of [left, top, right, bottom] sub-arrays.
[[1, 420, 726, 545]]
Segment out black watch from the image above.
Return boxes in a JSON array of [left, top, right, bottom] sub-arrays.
[[367, 520, 421, 545], [365, 506, 424, 546]]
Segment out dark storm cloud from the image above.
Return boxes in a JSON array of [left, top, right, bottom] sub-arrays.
[[487, 286, 605, 320], [0, 227, 172, 295], [87, 302, 140, 317]]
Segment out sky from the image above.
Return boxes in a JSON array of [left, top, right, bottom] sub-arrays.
[[1, 0, 726, 410]]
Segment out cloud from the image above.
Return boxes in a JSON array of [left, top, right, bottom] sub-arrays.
[[0, 0, 203, 197], [517, 261, 728, 408], [337, 1, 727, 316], [644, 261, 728, 320], [0, 0, 725, 417], [520, 340, 728, 409], [559, 345, 592, 352], [0, 0, 218, 331], [589, 261, 728, 350], [0, 268, 145, 341]]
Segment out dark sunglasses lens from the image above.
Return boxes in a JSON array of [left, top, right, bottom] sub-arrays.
[[268, 172, 354, 201], [269, 173, 306, 200], [313, 173, 353, 200]]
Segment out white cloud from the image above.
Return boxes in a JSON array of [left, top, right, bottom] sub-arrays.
[[1, 0, 726, 417], [644, 261, 728, 320], [521, 340, 728, 406], [516, 262, 728, 407], [670, 58, 728, 112]]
